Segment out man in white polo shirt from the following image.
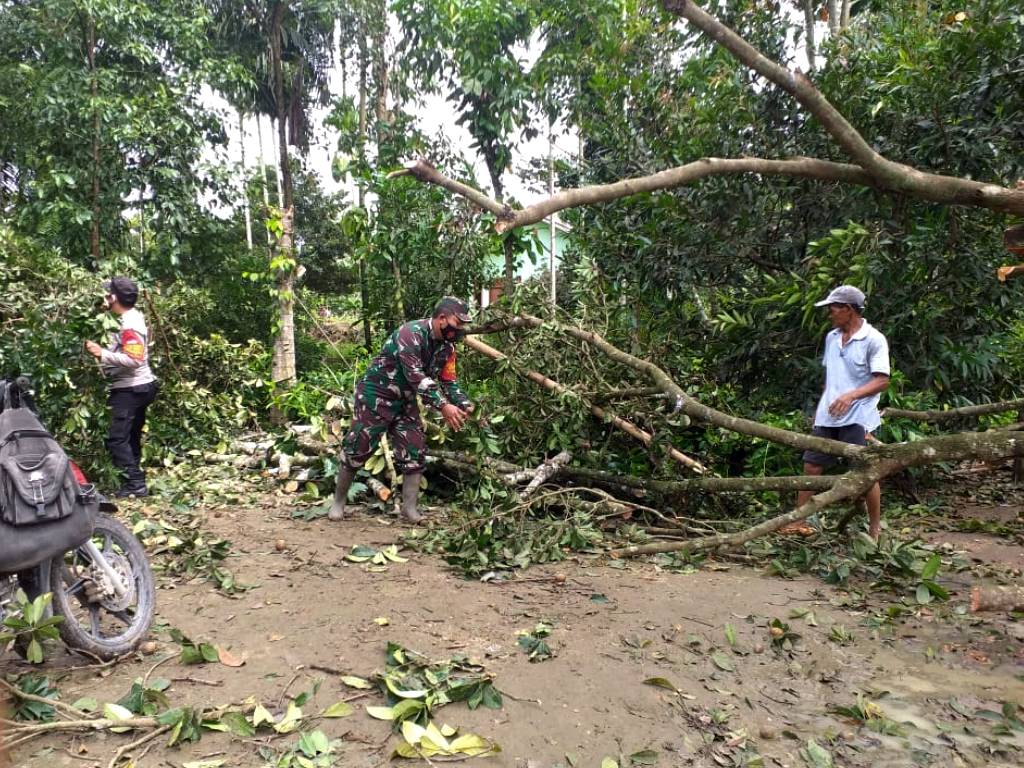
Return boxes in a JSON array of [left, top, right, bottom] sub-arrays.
[[797, 285, 890, 539]]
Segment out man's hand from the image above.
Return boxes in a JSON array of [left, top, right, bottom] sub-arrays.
[[84, 340, 103, 359], [441, 403, 468, 432], [828, 391, 857, 418]]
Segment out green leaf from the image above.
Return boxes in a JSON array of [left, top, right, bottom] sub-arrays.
[[341, 675, 373, 689], [251, 703, 275, 727], [711, 651, 735, 672], [26, 638, 43, 664], [724, 623, 737, 647], [924, 581, 949, 600], [218, 710, 255, 737], [643, 677, 678, 692], [322, 701, 354, 718], [915, 583, 933, 604], [601, 758, 620, 768], [366, 705, 395, 720], [72, 697, 99, 712], [801, 738, 833, 768], [273, 701, 303, 733], [921, 552, 941, 581]]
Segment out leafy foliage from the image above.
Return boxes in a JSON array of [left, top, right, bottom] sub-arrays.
[[0, 591, 63, 664]]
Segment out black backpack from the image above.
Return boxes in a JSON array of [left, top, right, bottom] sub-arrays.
[[0, 392, 96, 573]]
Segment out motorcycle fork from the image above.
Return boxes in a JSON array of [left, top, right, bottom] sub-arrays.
[[83, 541, 129, 599]]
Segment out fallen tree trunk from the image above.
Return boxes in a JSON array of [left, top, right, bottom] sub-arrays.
[[464, 335, 708, 473], [430, 449, 835, 496], [883, 399, 1024, 423], [611, 428, 1024, 557], [969, 585, 1024, 613]]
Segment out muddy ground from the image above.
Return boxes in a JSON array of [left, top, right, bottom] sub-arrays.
[[4, 469, 1023, 768]]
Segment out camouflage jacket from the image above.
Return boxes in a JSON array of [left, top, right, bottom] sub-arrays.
[[359, 319, 470, 410]]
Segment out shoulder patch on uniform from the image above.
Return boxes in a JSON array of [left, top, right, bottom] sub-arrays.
[[121, 328, 145, 361]]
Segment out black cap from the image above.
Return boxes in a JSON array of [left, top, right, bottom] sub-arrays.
[[433, 296, 471, 322], [103, 276, 139, 307]]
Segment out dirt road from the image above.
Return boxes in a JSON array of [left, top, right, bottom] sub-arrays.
[[5, 492, 1023, 768]]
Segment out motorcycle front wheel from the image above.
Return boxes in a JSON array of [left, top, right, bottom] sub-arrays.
[[48, 513, 155, 659]]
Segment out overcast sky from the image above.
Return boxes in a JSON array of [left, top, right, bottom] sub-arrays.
[[204, 7, 816, 219]]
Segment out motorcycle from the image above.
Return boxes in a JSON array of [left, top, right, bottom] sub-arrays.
[[0, 376, 155, 660]]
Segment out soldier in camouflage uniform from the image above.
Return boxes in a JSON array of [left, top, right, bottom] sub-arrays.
[[330, 297, 475, 523]]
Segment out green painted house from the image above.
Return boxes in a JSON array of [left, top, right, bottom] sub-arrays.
[[480, 217, 571, 306]]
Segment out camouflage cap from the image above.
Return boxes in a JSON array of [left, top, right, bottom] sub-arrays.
[[433, 296, 472, 322]]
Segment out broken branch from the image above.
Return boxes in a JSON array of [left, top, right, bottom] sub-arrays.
[[883, 399, 1024, 422], [464, 334, 708, 473]]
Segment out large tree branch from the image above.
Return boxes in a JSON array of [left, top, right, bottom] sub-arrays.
[[663, 0, 1024, 214], [480, 314, 863, 460], [612, 427, 1024, 557], [388, 161, 511, 219], [395, 156, 877, 232], [884, 399, 1024, 423], [393, 3, 1024, 224]]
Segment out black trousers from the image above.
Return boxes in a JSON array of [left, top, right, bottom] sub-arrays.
[[106, 382, 158, 487]]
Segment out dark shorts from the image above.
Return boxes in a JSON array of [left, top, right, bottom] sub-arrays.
[[802, 424, 868, 468]]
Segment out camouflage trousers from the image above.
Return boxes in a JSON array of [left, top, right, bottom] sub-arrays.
[[340, 382, 426, 474]]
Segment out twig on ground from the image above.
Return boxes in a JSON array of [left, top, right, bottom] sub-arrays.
[[106, 723, 171, 768], [142, 654, 176, 686]]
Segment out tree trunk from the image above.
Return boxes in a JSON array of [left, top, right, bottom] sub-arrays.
[[238, 110, 253, 250], [86, 14, 101, 263], [270, 1, 297, 391], [357, 26, 372, 348], [485, 155, 516, 296], [826, 0, 840, 34], [802, 0, 816, 69], [256, 115, 273, 243], [840, 0, 851, 29], [970, 585, 1024, 613]]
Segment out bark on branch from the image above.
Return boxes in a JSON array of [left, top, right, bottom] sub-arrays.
[[464, 335, 708, 473], [612, 428, 1024, 557], [430, 449, 835, 497], [883, 399, 1024, 423], [969, 585, 1024, 613], [663, 1, 1024, 215], [482, 314, 862, 460]]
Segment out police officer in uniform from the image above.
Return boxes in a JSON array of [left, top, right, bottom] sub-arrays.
[[84, 277, 158, 497]]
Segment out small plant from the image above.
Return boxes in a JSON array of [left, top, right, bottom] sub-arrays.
[[767, 618, 800, 652], [0, 591, 63, 663], [829, 625, 854, 646], [829, 693, 905, 736], [10, 675, 60, 721], [517, 622, 554, 662]]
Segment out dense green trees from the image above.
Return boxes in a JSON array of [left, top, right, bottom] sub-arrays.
[[1, 0, 1022, 484]]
